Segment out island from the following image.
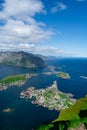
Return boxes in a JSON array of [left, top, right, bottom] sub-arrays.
[[20, 81, 76, 111], [48, 66, 55, 71], [56, 71, 70, 79], [43, 72, 53, 76], [80, 76, 87, 80], [3, 108, 14, 113], [48, 66, 62, 72], [0, 73, 35, 91]]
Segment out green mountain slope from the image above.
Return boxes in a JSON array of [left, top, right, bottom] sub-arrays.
[[38, 96, 87, 130]]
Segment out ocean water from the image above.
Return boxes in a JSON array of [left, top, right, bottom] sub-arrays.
[[0, 58, 87, 130]]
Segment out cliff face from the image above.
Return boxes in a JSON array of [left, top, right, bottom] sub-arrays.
[[0, 51, 46, 68]]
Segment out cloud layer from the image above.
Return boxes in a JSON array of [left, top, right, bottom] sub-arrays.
[[0, 0, 45, 19], [0, 0, 61, 55], [0, 19, 54, 44], [0, 42, 64, 56]]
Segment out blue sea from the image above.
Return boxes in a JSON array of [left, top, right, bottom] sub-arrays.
[[0, 58, 87, 130]]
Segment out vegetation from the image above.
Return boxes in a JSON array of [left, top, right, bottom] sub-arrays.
[[38, 96, 87, 130], [56, 71, 70, 79], [20, 81, 75, 111], [0, 73, 30, 89], [58, 93, 68, 99], [58, 96, 87, 121], [0, 75, 26, 84], [38, 124, 54, 130]]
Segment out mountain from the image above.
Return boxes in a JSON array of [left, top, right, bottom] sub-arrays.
[[37, 54, 58, 61], [0, 51, 46, 68], [38, 96, 87, 130], [37, 54, 49, 61]]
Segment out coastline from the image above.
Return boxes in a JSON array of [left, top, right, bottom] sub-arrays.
[[20, 80, 76, 111]]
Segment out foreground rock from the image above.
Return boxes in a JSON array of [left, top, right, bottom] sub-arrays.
[[69, 124, 86, 130]]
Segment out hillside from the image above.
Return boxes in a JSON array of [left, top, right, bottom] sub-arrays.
[[38, 96, 87, 130], [0, 51, 46, 68]]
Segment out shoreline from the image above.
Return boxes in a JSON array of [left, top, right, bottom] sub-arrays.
[[0, 73, 31, 91], [20, 81, 76, 111]]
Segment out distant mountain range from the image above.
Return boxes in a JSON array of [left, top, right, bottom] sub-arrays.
[[0, 51, 46, 68], [37, 54, 58, 61]]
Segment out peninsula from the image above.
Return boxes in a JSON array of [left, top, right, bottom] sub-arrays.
[[20, 81, 76, 111], [56, 71, 70, 79], [0, 73, 33, 91]]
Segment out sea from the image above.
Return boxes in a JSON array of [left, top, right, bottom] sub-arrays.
[[0, 58, 87, 130]]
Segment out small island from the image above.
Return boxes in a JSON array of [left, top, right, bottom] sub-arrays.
[[0, 73, 32, 91], [48, 66, 55, 71], [43, 72, 53, 76], [56, 71, 70, 79], [80, 76, 87, 80], [20, 81, 76, 111], [3, 108, 14, 113], [48, 66, 62, 72]]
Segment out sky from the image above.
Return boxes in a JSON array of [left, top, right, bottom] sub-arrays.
[[0, 0, 87, 57]]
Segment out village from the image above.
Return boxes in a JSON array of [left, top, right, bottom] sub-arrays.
[[20, 81, 76, 111]]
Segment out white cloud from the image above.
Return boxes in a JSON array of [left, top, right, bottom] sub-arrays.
[[0, 0, 46, 20], [35, 46, 64, 56], [0, 19, 54, 44], [0, 43, 64, 56], [0, 0, 57, 56], [51, 2, 67, 13]]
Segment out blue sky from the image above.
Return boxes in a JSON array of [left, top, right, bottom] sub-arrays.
[[0, 0, 87, 57]]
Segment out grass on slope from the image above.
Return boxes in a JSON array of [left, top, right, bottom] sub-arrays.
[[58, 95, 87, 121], [0, 73, 30, 87], [38, 95, 87, 130]]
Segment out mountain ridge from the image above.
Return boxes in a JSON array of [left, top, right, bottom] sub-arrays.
[[0, 51, 46, 68]]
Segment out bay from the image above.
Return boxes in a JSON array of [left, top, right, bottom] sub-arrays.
[[0, 58, 87, 130]]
